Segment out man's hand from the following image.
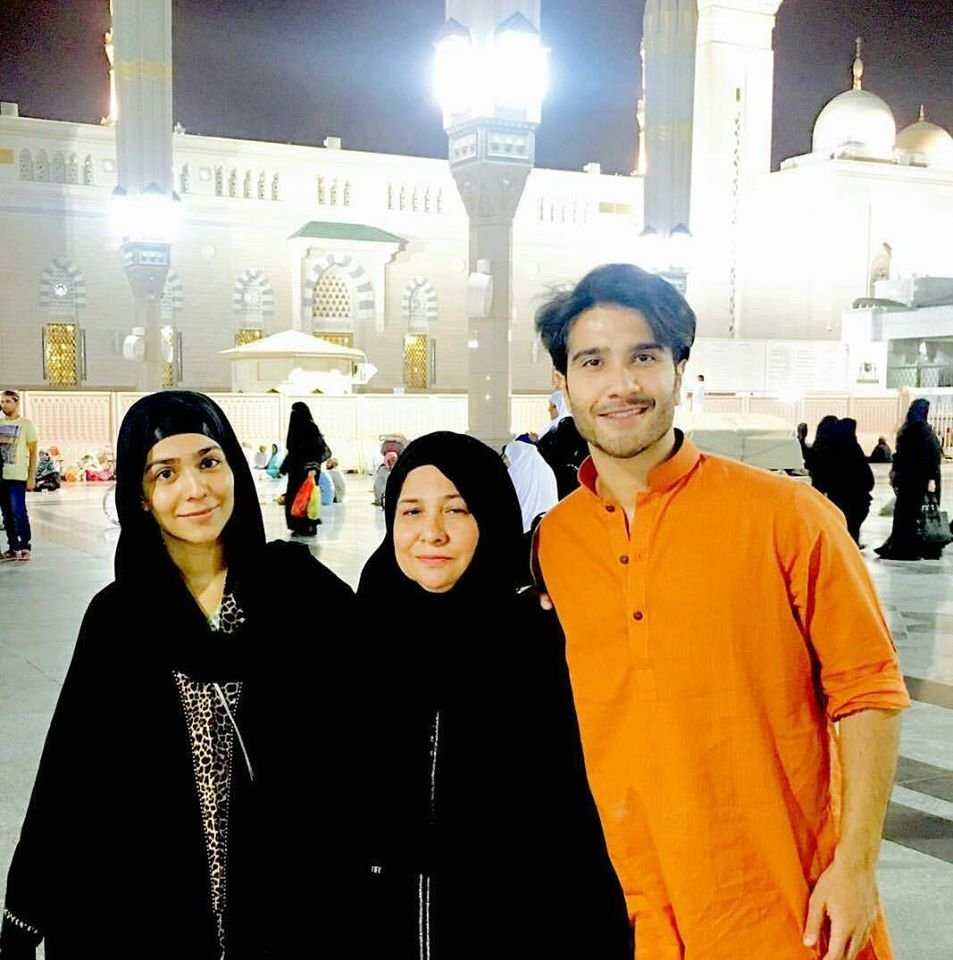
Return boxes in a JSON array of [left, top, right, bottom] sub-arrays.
[[537, 590, 553, 611], [803, 857, 879, 960], [26, 477, 36, 492]]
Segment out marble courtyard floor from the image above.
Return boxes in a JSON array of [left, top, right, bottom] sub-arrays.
[[1, 468, 951, 957]]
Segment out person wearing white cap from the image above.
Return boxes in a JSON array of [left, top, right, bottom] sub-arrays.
[[504, 439, 558, 532]]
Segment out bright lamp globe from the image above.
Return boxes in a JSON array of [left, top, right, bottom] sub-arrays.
[[492, 31, 548, 111], [107, 188, 131, 242], [434, 35, 476, 115]]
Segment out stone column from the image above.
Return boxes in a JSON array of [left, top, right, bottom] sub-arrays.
[[112, 0, 173, 195], [642, 0, 696, 237], [688, 0, 783, 335], [112, 0, 174, 392], [442, 0, 542, 448], [451, 151, 533, 447]]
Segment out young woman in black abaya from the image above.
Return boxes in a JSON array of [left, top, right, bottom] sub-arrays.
[[357, 431, 630, 959], [0, 391, 357, 959]]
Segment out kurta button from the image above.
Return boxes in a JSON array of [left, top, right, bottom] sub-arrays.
[[619, 555, 629, 565], [605, 504, 616, 512], [633, 610, 644, 621]]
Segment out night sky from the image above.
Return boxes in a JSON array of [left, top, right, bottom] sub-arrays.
[[2, 0, 951, 174]]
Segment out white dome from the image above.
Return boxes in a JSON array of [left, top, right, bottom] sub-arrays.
[[896, 117, 953, 169], [812, 88, 896, 157]]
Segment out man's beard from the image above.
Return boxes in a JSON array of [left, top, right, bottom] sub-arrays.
[[571, 392, 678, 461]]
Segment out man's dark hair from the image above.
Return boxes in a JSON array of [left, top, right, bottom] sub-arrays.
[[535, 263, 696, 374]]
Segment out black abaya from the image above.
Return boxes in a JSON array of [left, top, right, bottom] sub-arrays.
[[357, 432, 630, 958], [877, 404, 942, 560]]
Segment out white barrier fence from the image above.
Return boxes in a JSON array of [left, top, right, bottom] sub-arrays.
[[18, 392, 554, 474], [17, 389, 918, 474]]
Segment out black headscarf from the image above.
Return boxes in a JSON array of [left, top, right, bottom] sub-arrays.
[[894, 397, 941, 489], [285, 401, 329, 462], [360, 431, 525, 607], [114, 389, 266, 591], [906, 398, 930, 425]]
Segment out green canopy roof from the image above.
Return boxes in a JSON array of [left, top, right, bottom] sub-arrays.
[[289, 221, 405, 244]]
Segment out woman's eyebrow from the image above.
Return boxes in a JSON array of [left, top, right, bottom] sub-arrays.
[[144, 456, 178, 472], [144, 446, 222, 472]]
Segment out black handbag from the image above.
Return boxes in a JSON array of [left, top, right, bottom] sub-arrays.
[[917, 492, 953, 549]]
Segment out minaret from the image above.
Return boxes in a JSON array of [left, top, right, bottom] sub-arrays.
[[641, 0, 697, 237], [101, 1, 118, 126], [687, 0, 784, 335], [635, 40, 647, 175]]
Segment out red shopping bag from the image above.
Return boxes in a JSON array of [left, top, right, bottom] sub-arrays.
[[290, 475, 316, 518]]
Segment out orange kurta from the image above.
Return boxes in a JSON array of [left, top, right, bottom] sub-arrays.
[[538, 437, 910, 960]]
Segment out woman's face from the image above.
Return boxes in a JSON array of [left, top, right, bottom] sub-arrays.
[[393, 465, 479, 593], [141, 432, 235, 548]]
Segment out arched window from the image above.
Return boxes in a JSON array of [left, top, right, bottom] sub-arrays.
[[403, 278, 438, 333], [159, 272, 183, 324], [83, 155, 94, 185], [312, 268, 352, 329], [424, 187, 431, 213], [18, 150, 33, 181], [228, 169, 238, 198], [403, 335, 429, 389], [257, 171, 266, 200], [409, 285, 430, 332], [399, 185, 406, 211], [180, 163, 190, 193], [271, 172, 280, 201], [35, 150, 50, 182], [330, 178, 338, 205], [317, 175, 326, 204], [160, 288, 176, 324], [43, 324, 81, 385], [387, 182, 394, 210], [343, 179, 351, 206], [234, 269, 273, 329], [243, 170, 252, 199], [412, 187, 419, 212], [215, 166, 224, 196], [436, 188, 443, 214], [52, 151, 66, 183], [40, 258, 86, 319], [67, 153, 79, 184]]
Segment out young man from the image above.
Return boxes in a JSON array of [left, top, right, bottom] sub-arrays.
[[0, 389, 38, 561], [534, 264, 909, 960]]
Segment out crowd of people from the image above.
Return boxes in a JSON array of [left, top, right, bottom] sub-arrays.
[[799, 398, 946, 561], [1, 262, 924, 960]]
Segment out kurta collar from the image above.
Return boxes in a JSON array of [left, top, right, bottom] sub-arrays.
[[577, 430, 701, 502]]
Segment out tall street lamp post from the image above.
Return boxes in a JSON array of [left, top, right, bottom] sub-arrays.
[[110, 185, 181, 390], [435, 2, 547, 449], [109, 0, 179, 392]]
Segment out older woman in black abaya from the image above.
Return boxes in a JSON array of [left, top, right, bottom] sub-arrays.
[[358, 431, 629, 959], [1, 391, 357, 960]]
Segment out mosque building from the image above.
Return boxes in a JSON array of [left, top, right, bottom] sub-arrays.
[[0, 0, 951, 401]]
